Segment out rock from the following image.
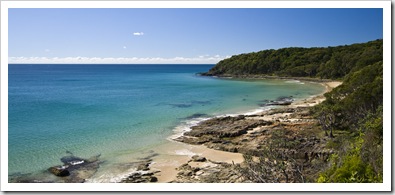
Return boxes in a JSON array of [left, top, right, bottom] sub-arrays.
[[192, 155, 206, 162], [150, 177, 158, 182], [141, 172, 154, 176], [192, 167, 201, 172], [122, 171, 158, 183], [179, 170, 193, 177], [137, 163, 150, 171], [195, 170, 204, 176], [260, 96, 294, 106], [48, 166, 70, 177]]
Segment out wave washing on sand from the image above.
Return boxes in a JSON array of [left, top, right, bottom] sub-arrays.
[[168, 117, 212, 141], [85, 167, 139, 183], [173, 149, 200, 157], [285, 79, 305, 84]]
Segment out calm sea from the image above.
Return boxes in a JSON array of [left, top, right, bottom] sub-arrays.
[[8, 64, 324, 180]]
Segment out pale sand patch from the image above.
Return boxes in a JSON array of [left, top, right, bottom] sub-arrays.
[[148, 141, 243, 183], [325, 81, 343, 90]]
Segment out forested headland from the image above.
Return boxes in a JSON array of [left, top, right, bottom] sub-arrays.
[[203, 39, 383, 182]]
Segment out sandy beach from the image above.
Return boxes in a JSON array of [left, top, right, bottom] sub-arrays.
[[149, 141, 244, 182], [145, 80, 342, 183]]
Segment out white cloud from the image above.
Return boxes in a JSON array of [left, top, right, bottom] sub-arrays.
[[8, 55, 229, 64], [133, 32, 144, 36], [123, 46, 127, 49], [44, 49, 50, 52]]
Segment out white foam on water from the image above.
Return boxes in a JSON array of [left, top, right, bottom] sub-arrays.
[[239, 106, 274, 116], [85, 167, 138, 183], [174, 149, 199, 157], [168, 117, 212, 140], [69, 160, 84, 165], [285, 79, 304, 84], [85, 167, 152, 183]]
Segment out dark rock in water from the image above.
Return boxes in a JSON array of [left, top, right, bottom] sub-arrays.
[[51, 154, 100, 182], [48, 166, 70, 177], [170, 100, 211, 109], [276, 96, 294, 102], [191, 100, 211, 105], [170, 103, 192, 108], [9, 153, 101, 183], [182, 113, 209, 120], [259, 96, 294, 106], [137, 162, 151, 171]]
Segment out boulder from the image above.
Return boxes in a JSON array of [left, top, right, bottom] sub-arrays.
[[137, 163, 150, 171], [191, 155, 206, 162], [150, 177, 158, 182], [48, 166, 70, 177]]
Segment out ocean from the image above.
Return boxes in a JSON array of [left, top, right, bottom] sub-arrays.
[[8, 64, 325, 182]]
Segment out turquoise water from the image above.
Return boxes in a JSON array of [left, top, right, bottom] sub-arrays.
[[8, 64, 324, 178]]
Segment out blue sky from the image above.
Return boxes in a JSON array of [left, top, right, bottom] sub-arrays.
[[8, 8, 383, 64]]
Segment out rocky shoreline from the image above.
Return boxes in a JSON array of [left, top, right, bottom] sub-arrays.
[[171, 107, 332, 182], [168, 81, 342, 183]]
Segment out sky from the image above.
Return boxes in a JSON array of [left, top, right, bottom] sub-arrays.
[[8, 8, 383, 64]]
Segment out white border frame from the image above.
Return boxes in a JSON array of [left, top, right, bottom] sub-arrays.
[[1, 0, 391, 192]]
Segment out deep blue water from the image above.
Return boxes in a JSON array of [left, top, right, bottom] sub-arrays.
[[8, 64, 324, 177]]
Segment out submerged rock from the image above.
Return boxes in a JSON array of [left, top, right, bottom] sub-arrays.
[[183, 113, 209, 120], [48, 166, 70, 177], [260, 96, 294, 106], [9, 153, 101, 183], [49, 153, 101, 182]]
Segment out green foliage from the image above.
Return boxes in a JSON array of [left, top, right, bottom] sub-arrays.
[[317, 133, 382, 183], [204, 39, 382, 80], [315, 61, 383, 132]]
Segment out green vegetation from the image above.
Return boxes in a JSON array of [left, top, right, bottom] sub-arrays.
[[314, 61, 383, 182], [205, 39, 383, 183], [204, 39, 382, 80]]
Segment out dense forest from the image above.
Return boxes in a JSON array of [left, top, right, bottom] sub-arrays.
[[203, 39, 382, 80], [204, 39, 383, 182]]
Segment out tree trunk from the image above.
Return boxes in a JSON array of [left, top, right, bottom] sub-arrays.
[[329, 129, 334, 138]]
